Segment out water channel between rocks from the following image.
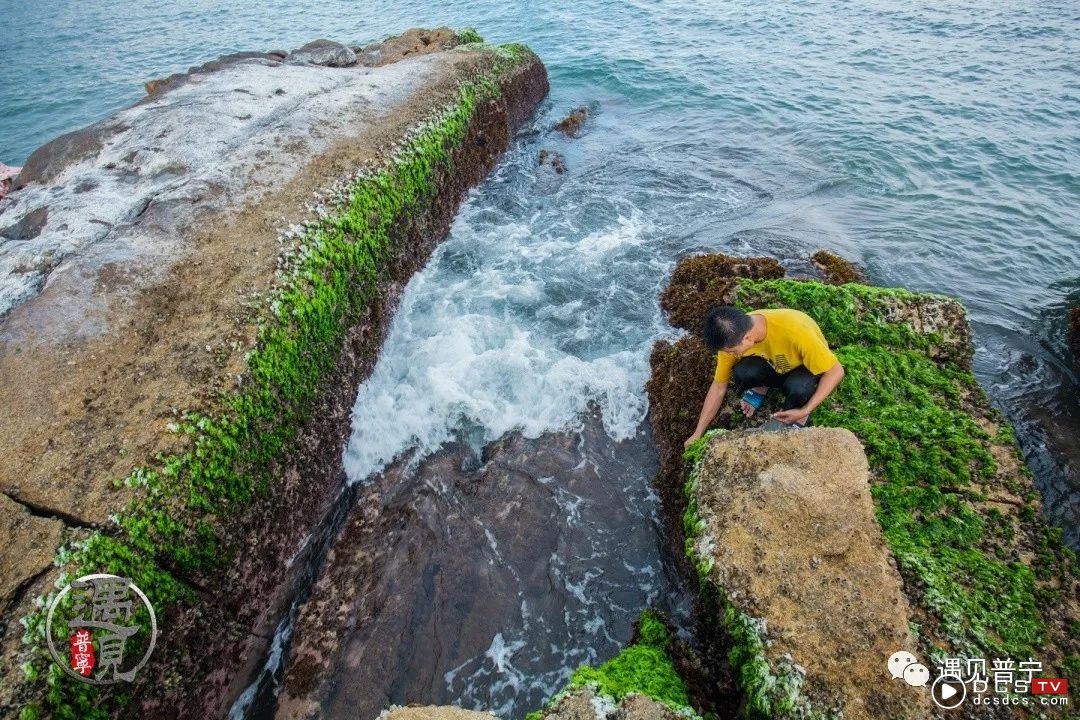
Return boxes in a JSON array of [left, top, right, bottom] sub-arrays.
[[244, 414, 690, 720]]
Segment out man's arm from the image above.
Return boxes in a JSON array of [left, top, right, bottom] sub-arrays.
[[772, 361, 844, 424], [684, 380, 728, 449]]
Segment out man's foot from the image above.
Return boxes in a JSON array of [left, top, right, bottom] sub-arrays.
[[740, 387, 769, 416]]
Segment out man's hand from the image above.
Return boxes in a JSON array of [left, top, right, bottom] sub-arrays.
[[683, 432, 703, 450], [772, 407, 810, 426]]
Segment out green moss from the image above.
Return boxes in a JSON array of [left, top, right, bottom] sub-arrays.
[[456, 27, 484, 45], [676, 278, 1075, 715], [732, 279, 1050, 659], [20, 41, 539, 719], [530, 610, 699, 718]]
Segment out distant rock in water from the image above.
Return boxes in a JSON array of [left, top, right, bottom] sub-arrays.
[[811, 248, 866, 284], [554, 105, 589, 137], [538, 148, 567, 173], [286, 39, 357, 67]]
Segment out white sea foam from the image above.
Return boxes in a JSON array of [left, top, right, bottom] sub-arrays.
[[342, 206, 657, 483]]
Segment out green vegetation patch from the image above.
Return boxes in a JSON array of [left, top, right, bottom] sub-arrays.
[[735, 278, 1068, 660], [526, 610, 698, 719], [18, 41, 538, 720], [677, 277, 1078, 716]]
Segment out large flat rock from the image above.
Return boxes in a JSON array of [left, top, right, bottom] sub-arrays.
[[693, 427, 932, 719], [0, 43, 488, 532]]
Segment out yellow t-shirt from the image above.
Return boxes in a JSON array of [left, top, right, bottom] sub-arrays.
[[713, 308, 838, 383]]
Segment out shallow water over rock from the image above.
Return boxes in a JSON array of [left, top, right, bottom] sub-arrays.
[[273, 413, 690, 720]]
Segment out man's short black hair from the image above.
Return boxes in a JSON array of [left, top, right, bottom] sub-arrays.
[[703, 306, 752, 352]]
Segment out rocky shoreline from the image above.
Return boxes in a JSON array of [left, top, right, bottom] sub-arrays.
[[643, 253, 1079, 718], [0, 29, 547, 719], [2, 23, 1077, 720]]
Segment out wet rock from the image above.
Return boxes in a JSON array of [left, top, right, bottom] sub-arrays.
[[0, 205, 48, 240], [285, 39, 357, 68], [1069, 305, 1080, 364], [554, 106, 589, 137], [658, 253, 784, 333], [540, 687, 684, 720], [14, 122, 127, 188], [357, 27, 460, 67], [0, 493, 65, 606], [276, 416, 673, 720], [378, 707, 498, 720], [691, 428, 929, 719], [538, 149, 567, 174], [0, 32, 550, 720], [810, 249, 865, 284]]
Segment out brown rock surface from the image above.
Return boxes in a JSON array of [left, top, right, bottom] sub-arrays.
[[540, 687, 684, 720], [378, 706, 499, 720], [0, 493, 64, 606], [692, 428, 931, 719], [658, 254, 784, 333], [358, 27, 461, 67], [0, 34, 550, 719], [553, 106, 589, 137]]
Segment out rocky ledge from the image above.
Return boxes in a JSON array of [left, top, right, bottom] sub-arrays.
[[644, 253, 1079, 717], [0, 28, 547, 719]]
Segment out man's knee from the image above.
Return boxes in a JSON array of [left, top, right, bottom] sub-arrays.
[[782, 369, 819, 407], [731, 356, 774, 389]]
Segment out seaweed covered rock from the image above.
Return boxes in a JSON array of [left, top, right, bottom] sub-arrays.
[[554, 106, 590, 137], [658, 254, 783, 333], [686, 427, 928, 719], [810, 249, 865, 284], [529, 611, 700, 720], [2, 33, 550, 720], [649, 255, 1080, 718]]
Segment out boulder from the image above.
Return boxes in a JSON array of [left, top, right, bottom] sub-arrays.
[[285, 39, 357, 68], [810, 249, 865, 284], [690, 428, 931, 719], [553, 106, 590, 137], [356, 27, 460, 67], [541, 688, 684, 720]]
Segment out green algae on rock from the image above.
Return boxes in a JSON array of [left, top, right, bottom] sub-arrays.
[[9, 34, 548, 720], [527, 610, 700, 720], [648, 254, 1080, 718]]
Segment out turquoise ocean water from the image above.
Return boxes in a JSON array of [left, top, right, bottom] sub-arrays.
[[2, 2, 1079, 713], [3, 0, 1077, 534]]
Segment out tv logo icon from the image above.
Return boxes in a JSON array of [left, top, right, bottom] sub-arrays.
[[1031, 678, 1069, 695]]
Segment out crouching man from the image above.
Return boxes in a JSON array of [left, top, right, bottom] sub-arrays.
[[683, 306, 845, 449]]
